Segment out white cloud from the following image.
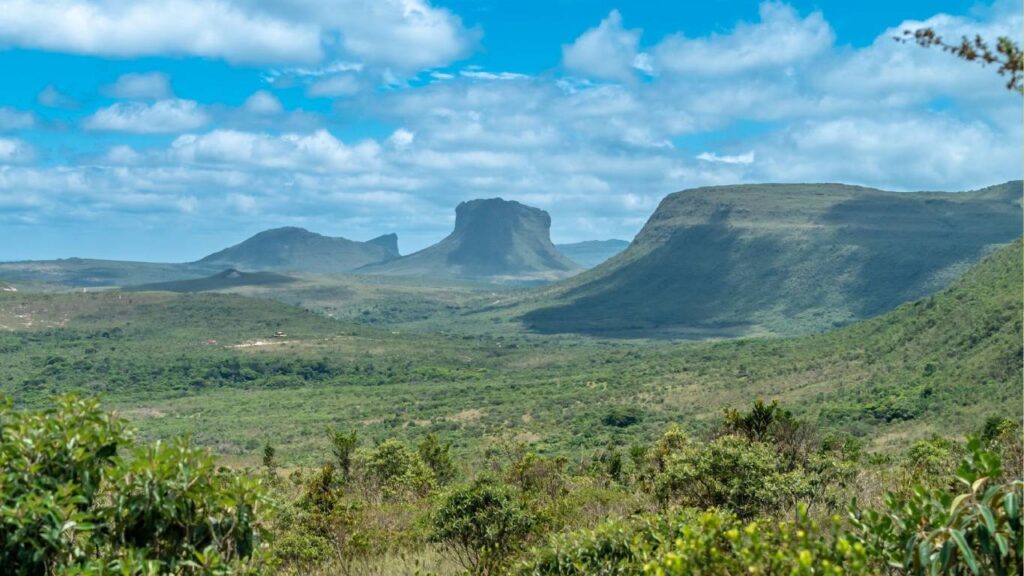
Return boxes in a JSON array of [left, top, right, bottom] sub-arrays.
[[242, 90, 283, 114], [104, 72, 171, 99], [563, 10, 645, 82], [170, 129, 381, 172], [0, 0, 323, 64], [653, 2, 833, 76], [459, 70, 530, 81], [307, 74, 362, 97], [37, 85, 75, 108], [388, 128, 415, 148], [84, 99, 209, 133], [0, 137, 33, 163], [104, 145, 143, 165], [0, 0, 478, 71], [0, 108, 34, 130], [697, 151, 755, 164]]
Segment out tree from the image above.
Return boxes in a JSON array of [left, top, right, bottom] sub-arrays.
[[418, 433, 457, 484], [899, 28, 1024, 93], [430, 477, 535, 575], [326, 427, 358, 482]]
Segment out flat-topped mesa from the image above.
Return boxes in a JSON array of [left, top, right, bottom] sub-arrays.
[[357, 198, 580, 282], [522, 180, 1023, 337], [197, 226, 399, 274]]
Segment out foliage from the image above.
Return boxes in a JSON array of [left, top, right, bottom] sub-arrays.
[[327, 428, 358, 482], [0, 396, 270, 575], [418, 433, 457, 484], [901, 28, 1024, 92], [430, 476, 536, 575], [849, 438, 1023, 575], [653, 433, 803, 518], [361, 439, 435, 500]]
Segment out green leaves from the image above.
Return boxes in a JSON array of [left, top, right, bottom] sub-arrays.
[[0, 395, 271, 575]]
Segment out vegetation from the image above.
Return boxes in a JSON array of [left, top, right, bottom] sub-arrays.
[[520, 181, 1021, 337], [901, 28, 1024, 93], [3, 395, 1018, 575]]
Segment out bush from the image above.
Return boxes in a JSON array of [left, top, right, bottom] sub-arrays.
[[430, 476, 536, 575], [0, 395, 270, 575], [654, 434, 801, 518], [849, 438, 1023, 575], [519, 508, 869, 575]]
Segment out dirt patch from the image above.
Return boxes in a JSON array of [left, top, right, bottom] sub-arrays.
[[447, 408, 485, 422], [119, 407, 167, 419]]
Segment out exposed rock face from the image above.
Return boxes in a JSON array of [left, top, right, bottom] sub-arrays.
[[358, 198, 580, 282]]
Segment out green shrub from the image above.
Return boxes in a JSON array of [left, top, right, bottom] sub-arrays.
[[0, 395, 271, 575], [654, 434, 800, 518], [849, 438, 1023, 575], [430, 476, 536, 575]]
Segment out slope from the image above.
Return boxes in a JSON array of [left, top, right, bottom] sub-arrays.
[[522, 181, 1022, 337], [126, 268, 296, 293], [358, 198, 580, 282], [557, 239, 630, 269], [197, 227, 398, 274]]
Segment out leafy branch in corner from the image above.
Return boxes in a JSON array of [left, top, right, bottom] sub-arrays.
[[897, 28, 1024, 93]]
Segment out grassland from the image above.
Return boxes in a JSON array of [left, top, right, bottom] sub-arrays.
[[1, 240, 1019, 470]]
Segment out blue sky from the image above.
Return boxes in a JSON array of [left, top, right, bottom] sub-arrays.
[[0, 0, 1019, 261]]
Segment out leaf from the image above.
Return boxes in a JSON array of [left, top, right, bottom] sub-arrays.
[[949, 493, 971, 516], [949, 528, 980, 575]]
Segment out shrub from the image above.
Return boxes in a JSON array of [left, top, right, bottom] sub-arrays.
[[363, 439, 434, 499], [849, 438, 1023, 575], [418, 433, 457, 484], [653, 434, 798, 518], [430, 476, 536, 575], [0, 395, 270, 575]]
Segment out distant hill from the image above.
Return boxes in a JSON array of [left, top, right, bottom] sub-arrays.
[[197, 227, 398, 274], [0, 258, 203, 288], [358, 198, 581, 282], [522, 181, 1022, 337], [126, 268, 296, 293], [557, 239, 630, 269]]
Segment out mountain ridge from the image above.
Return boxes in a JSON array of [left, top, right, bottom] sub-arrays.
[[521, 180, 1023, 337], [358, 198, 581, 282]]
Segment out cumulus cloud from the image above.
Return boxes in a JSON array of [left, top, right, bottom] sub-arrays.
[[0, 108, 34, 130], [170, 129, 381, 172], [563, 10, 646, 82], [242, 90, 283, 114], [0, 137, 33, 163], [697, 151, 755, 165], [0, 0, 477, 70], [0, 0, 322, 64], [103, 72, 171, 99], [37, 85, 76, 108], [653, 2, 833, 75], [84, 99, 209, 133], [307, 74, 362, 97], [2, 1, 1020, 258]]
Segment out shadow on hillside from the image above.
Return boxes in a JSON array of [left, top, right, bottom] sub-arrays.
[[821, 192, 1022, 319], [522, 207, 779, 337]]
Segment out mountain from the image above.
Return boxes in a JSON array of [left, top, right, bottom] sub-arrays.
[[197, 227, 398, 274], [366, 233, 400, 257], [357, 198, 581, 282], [557, 239, 630, 269], [126, 268, 296, 293], [522, 181, 1022, 337]]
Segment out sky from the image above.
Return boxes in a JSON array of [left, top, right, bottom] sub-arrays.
[[0, 0, 1020, 261]]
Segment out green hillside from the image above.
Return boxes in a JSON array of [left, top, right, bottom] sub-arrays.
[[126, 268, 296, 293], [522, 181, 1022, 337], [359, 198, 580, 282], [197, 227, 398, 274], [2, 238, 1018, 462]]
